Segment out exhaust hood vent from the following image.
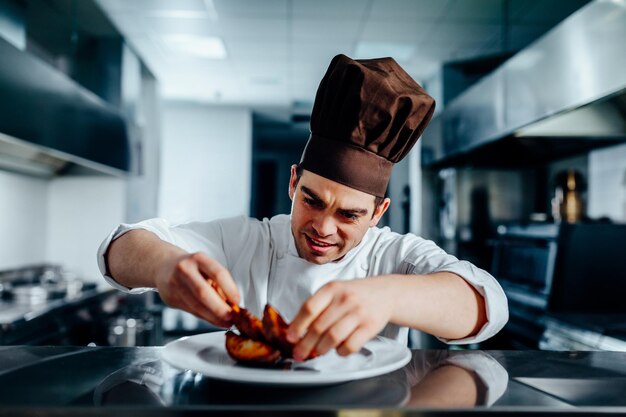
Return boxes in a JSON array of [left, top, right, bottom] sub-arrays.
[[423, 0, 626, 168], [0, 35, 130, 177]]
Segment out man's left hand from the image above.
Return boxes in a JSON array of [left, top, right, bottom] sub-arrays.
[[286, 278, 394, 361]]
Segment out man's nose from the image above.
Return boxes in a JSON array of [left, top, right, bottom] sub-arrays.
[[311, 215, 337, 237]]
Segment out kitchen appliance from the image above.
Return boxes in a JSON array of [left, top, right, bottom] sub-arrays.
[[491, 223, 559, 309], [0, 35, 130, 177], [488, 222, 626, 349], [422, 0, 626, 168], [548, 223, 626, 315], [0, 264, 167, 347], [488, 222, 559, 348]]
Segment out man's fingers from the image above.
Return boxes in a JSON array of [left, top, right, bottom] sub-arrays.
[[292, 295, 354, 358], [177, 286, 223, 326], [336, 327, 373, 356], [314, 313, 360, 356], [177, 262, 232, 321], [287, 287, 334, 343], [194, 253, 240, 305]]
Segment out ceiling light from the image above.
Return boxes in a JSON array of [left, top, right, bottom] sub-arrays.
[[163, 34, 227, 59], [354, 42, 415, 62]]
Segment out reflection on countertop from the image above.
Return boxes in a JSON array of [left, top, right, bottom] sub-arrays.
[[0, 346, 624, 415]]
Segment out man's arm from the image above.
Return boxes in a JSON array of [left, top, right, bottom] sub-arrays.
[[106, 229, 240, 327], [286, 272, 487, 361], [106, 229, 185, 289], [385, 272, 487, 339]]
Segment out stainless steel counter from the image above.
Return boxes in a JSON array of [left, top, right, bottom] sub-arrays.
[[0, 346, 624, 415]]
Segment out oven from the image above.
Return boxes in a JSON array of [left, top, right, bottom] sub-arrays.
[[488, 222, 626, 349], [487, 223, 559, 348], [491, 223, 559, 308]]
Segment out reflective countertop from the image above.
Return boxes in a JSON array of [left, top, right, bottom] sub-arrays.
[[0, 346, 624, 416]]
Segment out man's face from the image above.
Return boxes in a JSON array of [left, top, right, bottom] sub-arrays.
[[288, 166, 390, 265]]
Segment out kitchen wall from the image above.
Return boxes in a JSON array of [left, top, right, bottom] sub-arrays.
[[46, 177, 126, 281], [0, 170, 126, 280], [159, 103, 252, 223], [0, 171, 47, 268], [588, 143, 626, 222]]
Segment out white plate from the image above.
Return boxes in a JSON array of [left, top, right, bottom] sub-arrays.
[[161, 331, 411, 386]]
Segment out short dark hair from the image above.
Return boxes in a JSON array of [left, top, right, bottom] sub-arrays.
[[294, 165, 386, 214]]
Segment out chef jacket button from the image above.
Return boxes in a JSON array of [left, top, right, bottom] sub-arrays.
[[361, 263, 369, 271], [276, 252, 284, 260]]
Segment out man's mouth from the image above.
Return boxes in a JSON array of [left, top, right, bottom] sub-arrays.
[[304, 234, 336, 253]]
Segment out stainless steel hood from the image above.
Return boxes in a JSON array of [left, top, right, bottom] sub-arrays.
[[423, 0, 626, 168], [0, 35, 130, 177]]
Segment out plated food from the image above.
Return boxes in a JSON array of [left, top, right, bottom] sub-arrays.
[[210, 281, 317, 364]]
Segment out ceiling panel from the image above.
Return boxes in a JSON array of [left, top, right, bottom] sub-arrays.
[[227, 40, 289, 60], [369, 0, 448, 19], [360, 17, 435, 42], [101, 0, 208, 12], [292, 0, 369, 18], [218, 17, 288, 40], [213, 0, 288, 18], [291, 39, 355, 63], [292, 57, 336, 80], [291, 17, 361, 41], [232, 59, 289, 79], [142, 16, 218, 36], [96, 0, 590, 105]]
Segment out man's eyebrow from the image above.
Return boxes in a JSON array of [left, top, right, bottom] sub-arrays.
[[339, 207, 369, 216], [300, 186, 324, 204], [301, 186, 369, 216]]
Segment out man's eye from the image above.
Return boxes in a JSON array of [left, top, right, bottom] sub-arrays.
[[303, 197, 318, 207], [342, 213, 359, 221]]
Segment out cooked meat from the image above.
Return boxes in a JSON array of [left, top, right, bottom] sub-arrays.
[[225, 330, 281, 364], [209, 280, 318, 363]]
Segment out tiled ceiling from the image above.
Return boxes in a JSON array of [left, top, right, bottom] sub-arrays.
[[95, 0, 590, 108]]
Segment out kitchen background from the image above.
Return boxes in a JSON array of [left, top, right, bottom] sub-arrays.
[[0, 0, 625, 349]]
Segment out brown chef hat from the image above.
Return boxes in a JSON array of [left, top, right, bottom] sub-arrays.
[[300, 54, 435, 198]]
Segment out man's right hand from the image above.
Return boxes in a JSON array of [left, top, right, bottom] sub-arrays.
[[155, 252, 240, 328], [106, 230, 240, 328]]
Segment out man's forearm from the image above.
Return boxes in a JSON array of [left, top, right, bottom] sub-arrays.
[[106, 229, 187, 289], [385, 272, 487, 340]]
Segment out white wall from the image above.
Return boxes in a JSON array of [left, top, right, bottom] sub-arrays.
[[159, 103, 252, 222], [588, 143, 626, 222], [46, 177, 126, 282], [0, 172, 125, 281], [0, 171, 48, 269]]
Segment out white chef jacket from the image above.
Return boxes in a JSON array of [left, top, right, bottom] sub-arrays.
[[97, 214, 508, 345]]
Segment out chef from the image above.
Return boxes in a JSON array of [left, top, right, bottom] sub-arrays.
[[98, 54, 508, 361]]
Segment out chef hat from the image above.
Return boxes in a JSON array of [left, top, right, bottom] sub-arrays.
[[300, 54, 435, 198]]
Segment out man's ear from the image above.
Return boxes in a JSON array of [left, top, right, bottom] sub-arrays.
[[288, 164, 298, 201], [369, 198, 391, 227]]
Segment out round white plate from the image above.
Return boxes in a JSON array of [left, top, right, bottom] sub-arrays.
[[161, 331, 411, 386]]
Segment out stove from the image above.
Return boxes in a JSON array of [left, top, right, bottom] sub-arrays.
[[0, 264, 111, 345]]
